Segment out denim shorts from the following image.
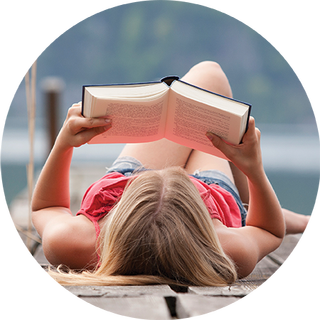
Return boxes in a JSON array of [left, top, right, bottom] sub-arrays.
[[106, 156, 247, 226]]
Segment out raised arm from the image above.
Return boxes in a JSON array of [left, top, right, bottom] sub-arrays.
[[206, 117, 285, 277], [31, 103, 111, 235], [31, 103, 112, 268]]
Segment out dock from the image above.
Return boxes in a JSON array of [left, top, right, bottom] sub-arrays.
[[0, 165, 320, 320]]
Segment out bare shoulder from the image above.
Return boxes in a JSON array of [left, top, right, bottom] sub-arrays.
[[41, 213, 98, 269], [212, 219, 282, 278]]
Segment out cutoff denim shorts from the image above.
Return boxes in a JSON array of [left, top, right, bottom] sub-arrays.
[[106, 156, 247, 226]]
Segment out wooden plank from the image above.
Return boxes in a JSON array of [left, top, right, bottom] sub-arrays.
[[61, 285, 177, 320], [176, 294, 239, 318], [57, 258, 278, 320], [189, 284, 256, 320], [239, 257, 280, 319], [81, 295, 172, 320], [269, 234, 320, 312], [189, 254, 281, 298], [269, 234, 320, 266], [48, 237, 320, 320]]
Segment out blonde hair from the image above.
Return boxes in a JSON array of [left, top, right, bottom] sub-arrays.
[[49, 167, 237, 286]]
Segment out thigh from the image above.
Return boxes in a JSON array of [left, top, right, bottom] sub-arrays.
[[118, 139, 193, 169], [118, 61, 232, 170], [185, 150, 235, 184], [183, 61, 237, 184]]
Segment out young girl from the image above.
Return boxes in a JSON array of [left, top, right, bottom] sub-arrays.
[[31, 61, 309, 286]]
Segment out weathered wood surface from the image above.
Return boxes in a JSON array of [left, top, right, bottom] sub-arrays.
[[0, 235, 320, 320], [63, 281, 248, 318], [269, 234, 320, 311], [269, 234, 320, 267], [82, 295, 173, 319], [188, 283, 258, 320], [61, 258, 277, 320], [17, 218, 301, 319], [61, 285, 177, 320], [175, 295, 238, 318]]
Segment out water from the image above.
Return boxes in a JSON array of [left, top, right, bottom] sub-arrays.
[[1, 163, 30, 206], [267, 171, 319, 216], [1, 125, 319, 216]]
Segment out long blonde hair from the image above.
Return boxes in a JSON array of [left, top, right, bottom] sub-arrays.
[[49, 167, 237, 286]]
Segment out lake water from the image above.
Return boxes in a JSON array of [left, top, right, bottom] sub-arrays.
[[1, 125, 319, 216]]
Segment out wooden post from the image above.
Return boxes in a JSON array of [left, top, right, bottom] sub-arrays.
[[41, 77, 64, 155]]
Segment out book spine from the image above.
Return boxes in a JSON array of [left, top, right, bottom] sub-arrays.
[[160, 75, 180, 86], [81, 85, 86, 116]]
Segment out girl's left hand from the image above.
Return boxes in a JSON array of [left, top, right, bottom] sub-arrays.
[[206, 117, 263, 179]]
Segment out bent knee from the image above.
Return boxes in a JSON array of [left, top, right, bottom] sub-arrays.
[[185, 61, 232, 97], [190, 61, 223, 74]]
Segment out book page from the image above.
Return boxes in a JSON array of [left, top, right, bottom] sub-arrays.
[[88, 95, 168, 144], [83, 82, 169, 117], [171, 80, 249, 115], [164, 93, 244, 159]]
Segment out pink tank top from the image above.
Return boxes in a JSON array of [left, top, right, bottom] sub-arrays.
[[76, 172, 242, 241]]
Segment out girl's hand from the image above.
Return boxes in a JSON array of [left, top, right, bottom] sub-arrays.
[[55, 102, 112, 149], [206, 117, 263, 179]]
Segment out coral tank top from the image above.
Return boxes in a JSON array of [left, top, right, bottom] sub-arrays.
[[76, 172, 241, 241]]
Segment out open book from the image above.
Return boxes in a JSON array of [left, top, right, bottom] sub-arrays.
[[82, 76, 251, 159]]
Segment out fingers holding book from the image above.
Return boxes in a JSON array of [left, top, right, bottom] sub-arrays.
[[57, 103, 112, 149], [206, 117, 263, 178]]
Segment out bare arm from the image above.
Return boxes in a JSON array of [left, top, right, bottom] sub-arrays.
[[31, 104, 111, 263], [31, 144, 73, 213], [207, 117, 285, 277], [32, 103, 111, 212], [207, 117, 285, 239]]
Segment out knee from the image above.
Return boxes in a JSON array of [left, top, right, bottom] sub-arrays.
[[186, 61, 232, 97], [189, 61, 224, 77]]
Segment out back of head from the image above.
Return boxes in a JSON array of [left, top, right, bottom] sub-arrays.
[[98, 167, 237, 286]]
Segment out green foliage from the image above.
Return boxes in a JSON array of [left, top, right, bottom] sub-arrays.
[[17, 1, 317, 125]]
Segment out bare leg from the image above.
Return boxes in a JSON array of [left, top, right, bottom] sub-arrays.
[[119, 61, 229, 170], [118, 139, 192, 169], [180, 62, 309, 235], [183, 62, 245, 187], [229, 162, 249, 205], [184, 150, 235, 183], [283, 208, 310, 234]]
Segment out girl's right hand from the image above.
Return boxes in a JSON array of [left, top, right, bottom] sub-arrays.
[[55, 103, 112, 149], [206, 117, 263, 179]]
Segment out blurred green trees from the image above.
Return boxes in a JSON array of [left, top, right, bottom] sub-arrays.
[[12, 1, 316, 126]]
